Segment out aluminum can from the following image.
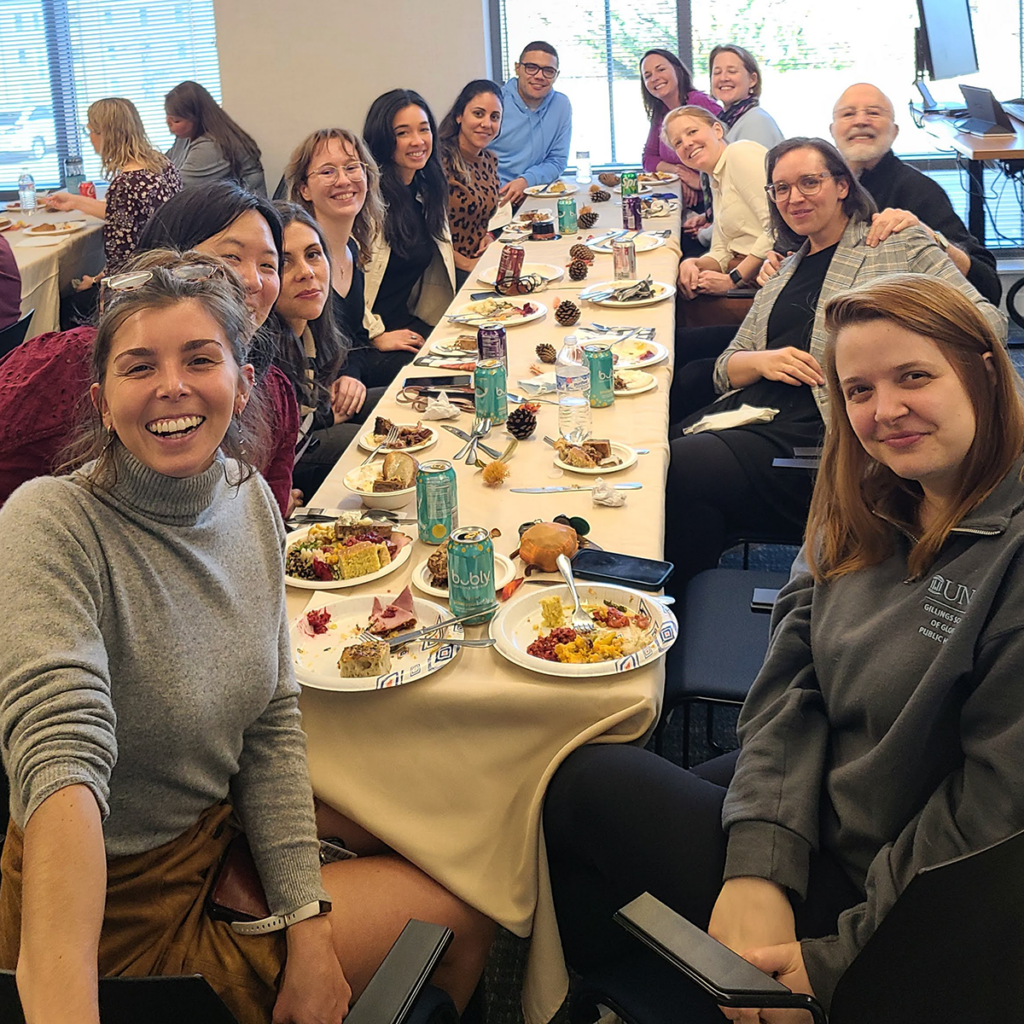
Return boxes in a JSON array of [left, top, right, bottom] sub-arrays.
[[622, 195, 643, 232], [583, 344, 615, 408], [620, 171, 639, 197], [447, 525, 497, 624], [476, 323, 507, 370], [79, 181, 97, 199], [416, 460, 458, 545], [474, 358, 507, 425], [612, 238, 637, 280], [496, 244, 524, 289], [557, 197, 578, 235]]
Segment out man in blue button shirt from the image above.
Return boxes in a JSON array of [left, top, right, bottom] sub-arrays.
[[491, 40, 573, 207]]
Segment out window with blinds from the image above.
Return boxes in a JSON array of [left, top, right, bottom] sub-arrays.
[[0, 0, 220, 192]]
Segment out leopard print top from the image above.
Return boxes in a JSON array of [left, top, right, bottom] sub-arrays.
[[443, 149, 499, 259]]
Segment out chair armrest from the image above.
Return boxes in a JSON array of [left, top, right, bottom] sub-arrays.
[[771, 457, 820, 470], [614, 893, 826, 1024]]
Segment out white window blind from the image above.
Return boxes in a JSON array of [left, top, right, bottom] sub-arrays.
[[0, 0, 220, 192]]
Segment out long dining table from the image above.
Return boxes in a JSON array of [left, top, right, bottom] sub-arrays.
[[287, 181, 683, 1023]]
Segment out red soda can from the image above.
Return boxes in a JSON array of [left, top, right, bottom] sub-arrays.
[[79, 181, 97, 199], [496, 244, 525, 289]]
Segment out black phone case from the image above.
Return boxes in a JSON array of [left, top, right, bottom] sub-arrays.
[[571, 548, 673, 591]]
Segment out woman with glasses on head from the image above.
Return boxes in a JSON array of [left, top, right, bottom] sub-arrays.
[[438, 80, 503, 289], [662, 137, 1005, 588], [164, 80, 267, 195]]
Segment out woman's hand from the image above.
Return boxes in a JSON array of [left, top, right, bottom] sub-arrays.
[[733, 942, 816, 1024], [696, 270, 734, 296], [374, 329, 424, 354], [273, 915, 350, 1024], [865, 207, 920, 248], [75, 274, 98, 293], [656, 160, 680, 177], [286, 489, 303, 519], [709, 877, 798, 962], [474, 232, 495, 257], [756, 251, 792, 288], [678, 258, 703, 299], [331, 376, 366, 424], [44, 192, 80, 212], [683, 213, 708, 237], [751, 347, 825, 388]]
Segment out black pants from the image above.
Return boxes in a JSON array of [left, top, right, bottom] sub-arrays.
[[360, 316, 434, 390], [543, 744, 861, 976], [669, 325, 739, 425]]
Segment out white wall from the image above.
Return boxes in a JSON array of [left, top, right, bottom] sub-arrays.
[[213, 0, 493, 190]]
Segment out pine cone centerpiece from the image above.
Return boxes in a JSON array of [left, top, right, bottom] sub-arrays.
[[578, 205, 598, 229], [536, 342, 557, 364], [588, 187, 611, 203], [569, 243, 594, 263], [598, 172, 620, 186], [555, 298, 581, 326], [506, 402, 539, 439], [568, 259, 589, 282]]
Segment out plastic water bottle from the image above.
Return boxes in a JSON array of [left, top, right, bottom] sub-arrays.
[[63, 155, 85, 193], [575, 149, 592, 185], [555, 339, 592, 439], [17, 173, 35, 212]]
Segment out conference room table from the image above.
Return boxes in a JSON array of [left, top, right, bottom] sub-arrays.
[[288, 181, 683, 1023], [1, 206, 104, 336]]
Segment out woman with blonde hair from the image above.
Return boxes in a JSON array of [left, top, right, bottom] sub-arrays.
[[545, 273, 1024, 1022]]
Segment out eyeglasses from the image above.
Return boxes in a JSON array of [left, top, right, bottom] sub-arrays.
[[765, 172, 834, 203], [308, 162, 366, 185], [104, 263, 224, 294], [519, 61, 558, 80]]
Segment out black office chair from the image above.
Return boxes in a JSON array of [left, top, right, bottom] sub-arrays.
[[1006, 275, 1024, 339], [573, 827, 1024, 1024], [0, 918, 459, 1024], [654, 568, 789, 766], [0, 310, 34, 361]]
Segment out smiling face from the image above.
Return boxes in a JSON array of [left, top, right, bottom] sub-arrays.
[[516, 49, 559, 104], [277, 220, 330, 332], [836, 320, 981, 507], [830, 84, 898, 172], [665, 114, 724, 173], [192, 209, 280, 328], [770, 147, 849, 243], [642, 53, 680, 107], [299, 137, 368, 222], [457, 91, 502, 154], [711, 50, 757, 110], [391, 104, 432, 183], [93, 299, 254, 479]]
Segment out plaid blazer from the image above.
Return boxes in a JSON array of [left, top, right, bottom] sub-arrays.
[[712, 219, 1007, 423]]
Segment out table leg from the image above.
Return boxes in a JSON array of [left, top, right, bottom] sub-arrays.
[[967, 157, 986, 245]]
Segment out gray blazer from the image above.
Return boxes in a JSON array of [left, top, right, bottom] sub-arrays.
[[712, 219, 1007, 423]]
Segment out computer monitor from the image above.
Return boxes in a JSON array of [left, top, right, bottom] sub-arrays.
[[917, 0, 979, 81]]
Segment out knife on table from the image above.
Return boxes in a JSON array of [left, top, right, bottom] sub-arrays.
[[509, 482, 643, 493], [440, 424, 501, 459]]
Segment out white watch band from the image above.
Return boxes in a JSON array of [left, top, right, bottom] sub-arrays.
[[230, 899, 329, 935]]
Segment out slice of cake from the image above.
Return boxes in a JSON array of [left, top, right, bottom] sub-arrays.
[[338, 640, 391, 678], [338, 540, 384, 579]]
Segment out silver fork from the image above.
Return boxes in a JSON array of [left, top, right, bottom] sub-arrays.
[[556, 554, 595, 635], [464, 417, 492, 464], [360, 424, 401, 466], [357, 629, 495, 650], [454, 416, 491, 461]]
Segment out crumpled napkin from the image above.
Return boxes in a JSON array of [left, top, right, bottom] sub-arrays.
[[592, 477, 626, 507], [683, 403, 779, 435], [518, 371, 557, 395], [421, 392, 461, 419]]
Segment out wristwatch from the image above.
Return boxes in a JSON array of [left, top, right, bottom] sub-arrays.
[[230, 898, 333, 935], [729, 267, 744, 286]]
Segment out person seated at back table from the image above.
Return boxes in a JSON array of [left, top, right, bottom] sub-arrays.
[[0, 234, 22, 332], [824, 82, 1001, 305], [488, 40, 572, 209]]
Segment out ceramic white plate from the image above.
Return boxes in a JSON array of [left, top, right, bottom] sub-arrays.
[[25, 221, 86, 236], [476, 263, 564, 286], [610, 339, 669, 370], [452, 299, 547, 327], [291, 592, 463, 691], [524, 183, 577, 196], [553, 441, 637, 475], [356, 424, 438, 455], [587, 232, 666, 254], [581, 279, 676, 308], [411, 552, 517, 599], [489, 583, 677, 678], [285, 525, 413, 590]]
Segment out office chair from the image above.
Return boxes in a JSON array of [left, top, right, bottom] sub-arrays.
[[0, 310, 34, 361]]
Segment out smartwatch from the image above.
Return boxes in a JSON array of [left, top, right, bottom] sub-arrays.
[[728, 267, 743, 286]]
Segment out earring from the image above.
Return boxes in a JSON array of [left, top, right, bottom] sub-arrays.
[[234, 412, 247, 459], [101, 424, 117, 453]]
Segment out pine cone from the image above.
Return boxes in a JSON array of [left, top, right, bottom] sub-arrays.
[[598, 172, 620, 186], [588, 187, 611, 203], [506, 402, 539, 440], [578, 206, 598, 229], [569, 243, 594, 263], [535, 342, 557, 364], [568, 259, 589, 282], [555, 298, 581, 326]]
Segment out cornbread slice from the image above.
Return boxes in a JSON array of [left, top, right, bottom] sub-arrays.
[[540, 595, 565, 628], [338, 640, 391, 678]]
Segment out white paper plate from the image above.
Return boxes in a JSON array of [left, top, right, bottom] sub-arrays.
[[639, 171, 680, 184], [356, 424, 438, 454], [285, 525, 413, 590], [553, 441, 637, 475], [453, 299, 547, 327], [13, 235, 62, 247], [25, 221, 86, 236], [587, 232, 666, 254], [610, 339, 669, 370], [489, 583, 677, 678], [476, 263, 564, 286], [641, 199, 681, 219], [581, 279, 676, 308], [613, 370, 657, 397], [429, 336, 480, 357], [291, 592, 463, 691], [411, 552, 517, 599], [524, 183, 578, 196]]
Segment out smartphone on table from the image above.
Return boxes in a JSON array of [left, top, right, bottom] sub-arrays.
[[571, 547, 674, 591]]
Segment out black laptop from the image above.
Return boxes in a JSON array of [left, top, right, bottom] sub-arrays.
[[958, 84, 1016, 136]]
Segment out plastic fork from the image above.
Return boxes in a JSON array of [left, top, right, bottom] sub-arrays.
[[556, 553, 595, 635], [360, 424, 400, 466]]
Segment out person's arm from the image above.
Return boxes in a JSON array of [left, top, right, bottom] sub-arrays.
[[730, 142, 774, 262], [17, 785, 106, 1024], [642, 118, 662, 173], [44, 192, 106, 219], [258, 365, 300, 519]]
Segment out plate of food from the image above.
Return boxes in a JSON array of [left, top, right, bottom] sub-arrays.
[[524, 181, 576, 196], [613, 369, 657, 396], [476, 262, 564, 286], [639, 171, 679, 184], [357, 417, 437, 454], [25, 220, 87, 236], [489, 583, 677, 678], [452, 297, 546, 327], [343, 451, 417, 510], [291, 587, 464, 691], [429, 333, 480, 357], [580, 278, 676, 308], [284, 514, 414, 590], [552, 438, 637, 475], [640, 197, 680, 218], [610, 338, 669, 370], [586, 232, 666, 254], [611, 181, 654, 195], [412, 543, 517, 599]]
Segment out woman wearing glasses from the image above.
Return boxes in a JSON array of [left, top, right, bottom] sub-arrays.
[[663, 137, 1004, 587], [439, 80, 503, 289]]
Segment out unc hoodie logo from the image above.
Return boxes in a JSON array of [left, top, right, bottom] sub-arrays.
[[927, 574, 976, 608]]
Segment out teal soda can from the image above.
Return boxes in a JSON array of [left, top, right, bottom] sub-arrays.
[[583, 343, 615, 408], [557, 197, 578, 235], [416, 460, 458, 545], [620, 170, 639, 197], [474, 357, 507, 425], [447, 525, 496, 624]]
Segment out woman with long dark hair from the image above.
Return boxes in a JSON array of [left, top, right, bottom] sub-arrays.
[[165, 80, 266, 195], [361, 88, 455, 387]]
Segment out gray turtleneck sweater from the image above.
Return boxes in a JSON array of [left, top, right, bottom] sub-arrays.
[[0, 447, 326, 915]]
